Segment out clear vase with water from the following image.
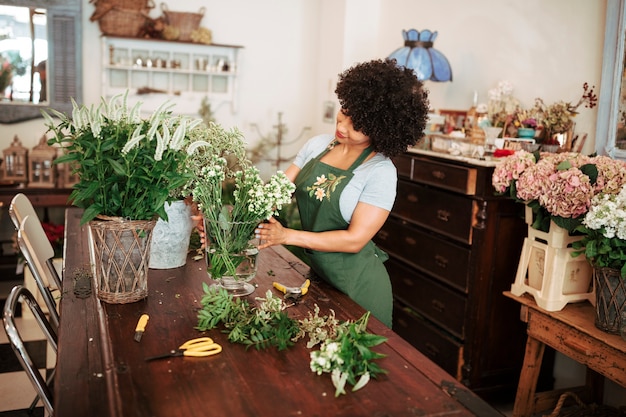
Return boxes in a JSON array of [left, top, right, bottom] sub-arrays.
[[205, 218, 259, 296]]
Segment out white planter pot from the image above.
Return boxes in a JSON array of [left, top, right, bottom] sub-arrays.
[[149, 200, 194, 269]]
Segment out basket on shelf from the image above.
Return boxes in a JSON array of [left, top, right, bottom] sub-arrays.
[[161, 3, 205, 41], [90, 0, 153, 11], [90, 0, 155, 38]]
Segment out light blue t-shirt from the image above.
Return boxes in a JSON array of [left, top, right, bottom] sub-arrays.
[[293, 134, 397, 223]]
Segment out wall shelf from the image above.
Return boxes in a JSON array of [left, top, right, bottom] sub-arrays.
[[101, 36, 243, 115]]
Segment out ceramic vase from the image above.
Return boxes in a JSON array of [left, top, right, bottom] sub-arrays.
[[149, 200, 194, 269], [517, 128, 535, 138]]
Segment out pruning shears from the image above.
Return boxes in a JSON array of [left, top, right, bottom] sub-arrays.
[[273, 279, 310, 301], [145, 337, 222, 361]]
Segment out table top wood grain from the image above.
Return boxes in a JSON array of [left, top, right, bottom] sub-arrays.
[[55, 207, 501, 417]]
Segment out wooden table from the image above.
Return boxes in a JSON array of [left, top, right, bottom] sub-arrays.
[[55, 207, 502, 417], [505, 292, 626, 417]]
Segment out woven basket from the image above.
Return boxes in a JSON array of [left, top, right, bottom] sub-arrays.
[[90, 0, 153, 12], [161, 3, 205, 41], [91, 6, 150, 37], [88, 217, 156, 304]]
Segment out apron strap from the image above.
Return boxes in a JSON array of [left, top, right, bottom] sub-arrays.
[[347, 147, 374, 172]]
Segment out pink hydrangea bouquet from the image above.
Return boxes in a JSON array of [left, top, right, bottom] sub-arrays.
[[492, 151, 626, 233]]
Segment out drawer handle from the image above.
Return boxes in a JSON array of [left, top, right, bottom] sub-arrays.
[[405, 237, 417, 246], [425, 342, 439, 358], [563, 338, 592, 356], [402, 278, 414, 287], [377, 230, 389, 241], [431, 299, 445, 313], [407, 193, 419, 203], [436, 209, 450, 222], [434, 255, 448, 268], [431, 170, 446, 180]]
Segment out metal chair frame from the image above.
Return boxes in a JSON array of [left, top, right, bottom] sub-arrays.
[[3, 285, 58, 416]]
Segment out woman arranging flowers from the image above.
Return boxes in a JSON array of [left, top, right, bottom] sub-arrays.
[[253, 59, 430, 328]]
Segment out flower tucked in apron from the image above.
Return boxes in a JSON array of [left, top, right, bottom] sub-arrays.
[[294, 143, 393, 328]]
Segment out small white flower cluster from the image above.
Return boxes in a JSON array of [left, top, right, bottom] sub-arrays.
[[583, 184, 626, 240], [310, 341, 370, 396], [488, 80, 514, 102], [255, 290, 285, 321], [241, 169, 296, 220]]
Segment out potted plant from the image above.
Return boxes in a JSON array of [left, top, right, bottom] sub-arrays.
[[43, 91, 202, 303], [572, 185, 626, 334], [493, 150, 626, 311], [532, 82, 597, 151], [186, 122, 295, 296]]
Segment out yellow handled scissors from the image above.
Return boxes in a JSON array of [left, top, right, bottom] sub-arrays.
[[145, 337, 222, 361]]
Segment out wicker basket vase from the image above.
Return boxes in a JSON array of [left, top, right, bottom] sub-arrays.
[[161, 3, 205, 41], [88, 217, 157, 304]]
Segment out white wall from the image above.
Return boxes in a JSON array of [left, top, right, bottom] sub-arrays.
[[1, 0, 607, 165]]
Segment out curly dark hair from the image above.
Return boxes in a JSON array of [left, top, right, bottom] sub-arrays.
[[335, 58, 430, 158]]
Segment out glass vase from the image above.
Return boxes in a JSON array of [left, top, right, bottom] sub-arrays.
[[206, 244, 258, 296], [482, 126, 502, 153], [204, 218, 260, 296]]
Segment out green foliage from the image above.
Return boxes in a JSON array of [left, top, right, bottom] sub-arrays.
[[197, 284, 300, 350], [43, 93, 201, 224], [572, 225, 626, 278], [196, 285, 388, 396], [305, 310, 387, 396]]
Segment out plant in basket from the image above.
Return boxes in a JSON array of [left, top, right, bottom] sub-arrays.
[[572, 185, 626, 277], [43, 91, 202, 303], [492, 150, 626, 234], [572, 184, 626, 334], [186, 123, 295, 296], [43, 91, 201, 224]]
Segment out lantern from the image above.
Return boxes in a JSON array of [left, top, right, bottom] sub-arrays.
[[2, 135, 28, 184], [56, 145, 79, 188], [29, 136, 57, 188]]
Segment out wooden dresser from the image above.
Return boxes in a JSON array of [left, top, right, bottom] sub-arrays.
[[374, 149, 529, 400]]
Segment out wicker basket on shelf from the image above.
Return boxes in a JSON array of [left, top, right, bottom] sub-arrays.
[[90, 0, 154, 37], [90, 0, 153, 11], [161, 3, 205, 41]]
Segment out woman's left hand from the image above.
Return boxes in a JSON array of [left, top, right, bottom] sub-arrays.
[[255, 217, 286, 249]]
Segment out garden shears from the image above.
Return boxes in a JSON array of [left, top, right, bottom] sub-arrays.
[[273, 279, 310, 301], [145, 337, 222, 361]]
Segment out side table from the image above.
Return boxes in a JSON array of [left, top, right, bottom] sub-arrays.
[[504, 292, 626, 417]]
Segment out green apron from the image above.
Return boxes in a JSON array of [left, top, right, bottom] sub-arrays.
[[294, 142, 393, 328]]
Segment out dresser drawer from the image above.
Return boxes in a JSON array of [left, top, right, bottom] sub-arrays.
[[394, 153, 413, 178], [387, 257, 467, 339], [393, 302, 462, 379], [412, 157, 477, 195], [393, 180, 474, 243], [376, 217, 470, 292]]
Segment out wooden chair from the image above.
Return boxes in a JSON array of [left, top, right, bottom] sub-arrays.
[[17, 215, 61, 331], [9, 193, 63, 291], [3, 285, 57, 416]]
